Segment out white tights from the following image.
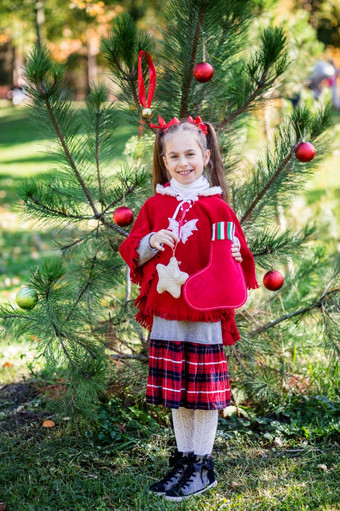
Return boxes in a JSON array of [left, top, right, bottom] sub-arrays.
[[171, 407, 218, 456]]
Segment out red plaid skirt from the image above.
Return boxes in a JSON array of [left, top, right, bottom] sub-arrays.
[[146, 339, 231, 410]]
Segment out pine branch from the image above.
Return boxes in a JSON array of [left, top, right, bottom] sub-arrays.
[[240, 142, 298, 225], [216, 69, 270, 130], [66, 254, 98, 321], [60, 228, 98, 252], [101, 218, 129, 237], [41, 265, 83, 371], [101, 180, 142, 216], [235, 105, 331, 228], [109, 353, 148, 361], [109, 354, 147, 381], [49, 305, 100, 368], [32, 72, 99, 217], [249, 223, 316, 268], [131, 74, 143, 117], [26, 192, 92, 220], [105, 46, 142, 116], [68, 333, 99, 360], [95, 111, 105, 207], [216, 27, 289, 129], [55, 329, 78, 371], [321, 304, 340, 359], [179, 5, 205, 118], [0, 313, 33, 321], [102, 13, 152, 118], [249, 287, 340, 337]]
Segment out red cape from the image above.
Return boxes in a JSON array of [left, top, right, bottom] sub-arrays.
[[119, 190, 259, 345]]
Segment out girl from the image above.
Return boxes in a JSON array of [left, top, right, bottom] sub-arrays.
[[119, 117, 258, 502]]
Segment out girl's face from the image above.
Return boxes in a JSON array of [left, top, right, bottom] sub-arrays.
[[163, 131, 210, 185]]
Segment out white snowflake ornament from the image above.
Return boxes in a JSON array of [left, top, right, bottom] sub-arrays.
[[156, 256, 189, 298]]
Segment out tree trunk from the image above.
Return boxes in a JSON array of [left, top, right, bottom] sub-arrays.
[[86, 36, 98, 94], [12, 46, 25, 86], [34, 0, 45, 48]]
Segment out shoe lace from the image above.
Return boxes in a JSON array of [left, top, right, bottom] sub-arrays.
[[161, 458, 185, 484], [180, 457, 212, 488], [176, 458, 196, 488]]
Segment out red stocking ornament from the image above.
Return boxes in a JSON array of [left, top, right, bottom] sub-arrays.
[[183, 222, 247, 310]]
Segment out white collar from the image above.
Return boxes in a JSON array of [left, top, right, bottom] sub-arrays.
[[156, 176, 222, 201]]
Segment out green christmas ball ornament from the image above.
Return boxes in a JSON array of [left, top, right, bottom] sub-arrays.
[[16, 287, 39, 310]]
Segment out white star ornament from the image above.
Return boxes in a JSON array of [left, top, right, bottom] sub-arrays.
[[156, 256, 189, 298]]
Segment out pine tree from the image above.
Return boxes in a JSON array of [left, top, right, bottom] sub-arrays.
[[1, 0, 339, 424]]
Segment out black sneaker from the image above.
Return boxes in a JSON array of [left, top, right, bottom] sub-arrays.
[[164, 453, 217, 502], [149, 449, 192, 495]]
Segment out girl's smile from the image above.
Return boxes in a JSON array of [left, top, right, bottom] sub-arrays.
[[163, 132, 210, 185]]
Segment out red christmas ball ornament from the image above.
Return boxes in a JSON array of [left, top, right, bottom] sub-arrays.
[[113, 206, 134, 227], [193, 62, 214, 83], [295, 142, 316, 162], [263, 270, 284, 291]]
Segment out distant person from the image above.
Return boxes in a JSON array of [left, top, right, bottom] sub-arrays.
[[307, 59, 336, 102], [7, 86, 26, 106], [326, 59, 340, 110]]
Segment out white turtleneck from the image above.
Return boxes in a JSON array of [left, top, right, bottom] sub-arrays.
[[169, 175, 210, 200]]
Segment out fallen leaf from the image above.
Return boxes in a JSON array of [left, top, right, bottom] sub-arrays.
[[42, 420, 56, 428], [223, 406, 237, 417], [274, 436, 283, 447]]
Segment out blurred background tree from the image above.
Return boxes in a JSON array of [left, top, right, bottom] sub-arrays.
[[295, 0, 340, 47], [0, 0, 160, 94], [1, 0, 340, 94]]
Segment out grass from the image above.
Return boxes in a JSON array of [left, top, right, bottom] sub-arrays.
[[0, 381, 339, 511], [0, 102, 340, 510]]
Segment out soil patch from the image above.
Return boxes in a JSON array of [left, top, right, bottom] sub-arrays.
[[0, 380, 44, 435]]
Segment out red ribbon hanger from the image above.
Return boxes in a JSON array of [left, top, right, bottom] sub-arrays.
[[138, 50, 156, 108]]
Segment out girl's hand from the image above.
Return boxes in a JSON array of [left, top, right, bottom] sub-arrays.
[[231, 242, 243, 263], [150, 230, 178, 251]]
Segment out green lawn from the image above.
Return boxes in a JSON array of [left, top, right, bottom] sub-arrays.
[[1, 381, 339, 511]]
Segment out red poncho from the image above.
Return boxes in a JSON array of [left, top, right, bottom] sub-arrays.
[[119, 188, 259, 345]]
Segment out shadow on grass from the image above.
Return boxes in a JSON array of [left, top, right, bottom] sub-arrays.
[[0, 112, 52, 146], [1, 154, 58, 166], [0, 106, 136, 155]]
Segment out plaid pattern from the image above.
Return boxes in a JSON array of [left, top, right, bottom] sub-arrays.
[[146, 340, 231, 410]]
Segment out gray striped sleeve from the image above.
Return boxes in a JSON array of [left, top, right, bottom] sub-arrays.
[[136, 233, 159, 267]]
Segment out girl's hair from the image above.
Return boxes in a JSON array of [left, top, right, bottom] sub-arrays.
[[152, 119, 230, 203]]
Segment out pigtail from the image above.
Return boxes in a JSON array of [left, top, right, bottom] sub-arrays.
[[152, 131, 169, 193], [205, 122, 230, 204]]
